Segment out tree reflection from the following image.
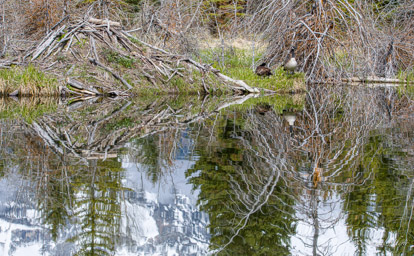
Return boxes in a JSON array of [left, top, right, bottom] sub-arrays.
[[0, 120, 126, 255], [292, 86, 414, 255], [188, 109, 298, 255], [68, 158, 124, 256], [0, 90, 414, 255], [187, 85, 414, 255]]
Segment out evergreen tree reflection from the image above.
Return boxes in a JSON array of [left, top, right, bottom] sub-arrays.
[[188, 110, 297, 255]]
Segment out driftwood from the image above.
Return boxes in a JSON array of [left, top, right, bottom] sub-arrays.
[[0, 60, 22, 68], [9, 90, 19, 96], [31, 25, 66, 61], [342, 76, 414, 84], [88, 17, 121, 27], [23, 18, 265, 95], [182, 58, 260, 93], [88, 58, 132, 90], [66, 78, 101, 95], [122, 31, 262, 93]]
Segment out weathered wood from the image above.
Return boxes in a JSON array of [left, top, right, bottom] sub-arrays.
[[9, 90, 19, 96], [66, 78, 100, 95], [118, 34, 262, 93], [215, 72, 260, 93], [32, 25, 66, 61], [0, 60, 20, 68], [183, 58, 260, 93], [88, 58, 133, 90], [121, 31, 265, 93], [342, 76, 414, 84], [121, 31, 170, 54], [88, 17, 121, 27]]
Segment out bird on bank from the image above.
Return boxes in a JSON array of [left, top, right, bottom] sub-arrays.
[[256, 104, 271, 115], [255, 63, 273, 77], [283, 47, 297, 74]]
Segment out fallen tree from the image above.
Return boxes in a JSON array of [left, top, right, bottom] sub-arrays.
[[21, 17, 264, 96]]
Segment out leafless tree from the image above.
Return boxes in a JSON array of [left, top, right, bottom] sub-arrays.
[[243, 0, 414, 81]]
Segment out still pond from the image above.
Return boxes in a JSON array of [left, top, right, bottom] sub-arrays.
[[0, 85, 413, 255]]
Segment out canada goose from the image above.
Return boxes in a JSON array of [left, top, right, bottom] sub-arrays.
[[283, 110, 296, 134], [283, 47, 297, 74], [255, 63, 272, 77]]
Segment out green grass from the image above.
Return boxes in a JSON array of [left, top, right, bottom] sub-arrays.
[[102, 49, 135, 68], [198, 47, 306, 92], [104, 117, 134, 131], [0, 65, 59, 96], [396, 69, 414, 99], [223, 93, 305, 114], [0, 97, 58, 123], [398, 69, 414, 84]]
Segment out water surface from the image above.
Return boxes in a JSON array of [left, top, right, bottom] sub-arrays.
[[0, 86, 413, 255]]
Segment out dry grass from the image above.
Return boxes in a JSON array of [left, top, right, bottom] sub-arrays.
[[0, 65, 59, 96]]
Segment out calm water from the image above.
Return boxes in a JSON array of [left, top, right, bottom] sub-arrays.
[[0, 86, 413, 256]]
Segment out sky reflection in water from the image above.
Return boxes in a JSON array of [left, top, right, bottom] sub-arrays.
[[0, 87, 413, 255]]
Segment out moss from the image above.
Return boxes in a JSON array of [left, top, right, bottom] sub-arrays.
[[102, 49, 135, 68]]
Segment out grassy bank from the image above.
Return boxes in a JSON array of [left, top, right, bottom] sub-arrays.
[[0, 46, 305, 96], [0, 65, 59, 96], [198, 47, 306, 93], [397, 69, 414, 99]]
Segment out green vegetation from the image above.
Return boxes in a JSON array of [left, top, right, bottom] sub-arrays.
[[224, 93, 305, 114], [396, 69, 414, 99], [0, 97, 58, 123], [0, 65, 59, 96], [105, 117, 134, 131], [103, 49, 135, 68], [199, 47, 306, 92], [187, 112, 297, 255], [398, 69, 414, 84]]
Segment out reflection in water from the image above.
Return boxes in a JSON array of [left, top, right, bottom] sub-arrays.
[[0, 88, 413, 255]]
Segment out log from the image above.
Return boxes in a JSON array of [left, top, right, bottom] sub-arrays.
[[215, 72, 260, 93], [88, 58, 133, 90], [9, 90, 19, 96], [88, 17, 121, 27], [121, 31, 170, 54], [119, 34, 263, 93], [342, 76, 414, 84], [66, 78, 100, 95], [32, 25, 66, 61], [183, 58, 260, 93]]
